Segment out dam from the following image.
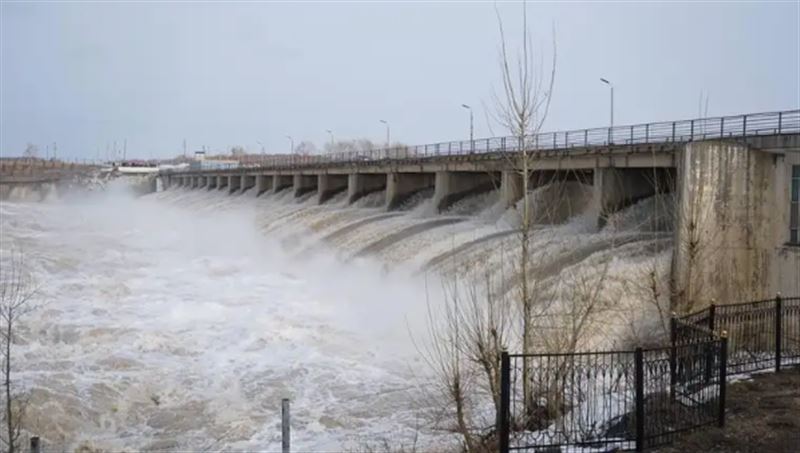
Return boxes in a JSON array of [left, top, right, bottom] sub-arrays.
[[161, 110, 800, 305], [2, 110, 799, 450]]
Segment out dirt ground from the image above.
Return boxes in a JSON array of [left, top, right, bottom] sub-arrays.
[[655, 366, 800, 453]]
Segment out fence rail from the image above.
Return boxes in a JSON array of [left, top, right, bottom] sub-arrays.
[[168, 109, 800, 174], [499, 294, 798, 452]]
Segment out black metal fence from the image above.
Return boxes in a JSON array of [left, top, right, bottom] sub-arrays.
[[498, 294, 799, 452], [676, 295, 800, 376]]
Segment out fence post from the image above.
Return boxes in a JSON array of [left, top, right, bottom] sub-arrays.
[[282, 398, 290, 453], [743, 115, 747, 136], [708, 302, 716, 332], [30, 436, 41, 453], [719, 332, 728, 428], [671, 122, 676, 142], [775, 293, 783, 373], [635, 347, 645, 451], [498, 351, 510, 453], [778, 111, 783, 134], [669, 315, 677, 400], [705, 302, 716, 384]]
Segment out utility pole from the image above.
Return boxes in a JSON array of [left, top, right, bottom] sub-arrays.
[[461, 104, 474, 151], [600, 78, 614, 129], [53, 142, 57, 160], [326, 129, 334, 150], [285, 135, 294, 154], [123, 139, 127, 161], [183, 139, 187, 158], [379, 120, 390, 147]]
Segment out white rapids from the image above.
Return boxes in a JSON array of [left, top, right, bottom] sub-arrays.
[[0, 181, 672, 450]]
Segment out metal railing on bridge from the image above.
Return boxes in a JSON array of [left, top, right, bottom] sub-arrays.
[[171, 109, 800, 173]]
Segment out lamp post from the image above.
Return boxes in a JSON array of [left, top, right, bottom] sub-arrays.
[[285, 135, 294, 154], [256, 140, 265, 154], [379, 119, 390, 147], [461, 104, 474, 152], [599, 78, 614, 129], [326, 129, 334, 150]]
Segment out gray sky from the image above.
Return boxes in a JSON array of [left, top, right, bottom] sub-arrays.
[[1, 1, 798, 160]]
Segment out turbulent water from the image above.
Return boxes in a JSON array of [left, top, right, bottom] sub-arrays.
[[0, 181, 672, 450]]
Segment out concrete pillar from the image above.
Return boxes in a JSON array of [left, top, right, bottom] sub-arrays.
[[257, 175, 274, 196], [207, 176, 217, 190], [501, 170, 524, 208], [217, 175, 228, 190], [347, 173, 386, 204], [273, 174, 293, 193], [318, 174, 349, 203], [672, 141, 780, 309], [229, 175, 241, 194], [432, 171, 500, 212], [293, 174, 317, 198], [386, 172, 435, 210], [242, 175, 256, 193], [191, 176, 198, 189], [196, 175, 206, 189]]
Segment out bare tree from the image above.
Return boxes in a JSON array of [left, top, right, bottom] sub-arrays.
[[0, 249, 38, 452], [22, 144, 38, 160], [490, 0, 556, 411]]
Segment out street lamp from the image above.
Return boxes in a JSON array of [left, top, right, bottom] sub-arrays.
[[326, 129, 334, 150], [256, 140, 265, 154], [379, 119, 390, 147], [285, 135, 294, 154], [599, 78, 614, 130], [461, 104, 474, 151]]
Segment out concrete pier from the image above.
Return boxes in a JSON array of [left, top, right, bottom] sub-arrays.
[[318, 174, 348, 203], [293, 174, 317, 197], [242, 175, 255, 193], [274, 175, 293, 193], [348, 173, 386, 204], [256, 175, 273, 195], [432, 171, 500, 212], [228, 175, 241, 194], [386, 172, 435, 210]]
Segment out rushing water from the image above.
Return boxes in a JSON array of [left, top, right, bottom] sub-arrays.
[[0, 181, 672, 450]]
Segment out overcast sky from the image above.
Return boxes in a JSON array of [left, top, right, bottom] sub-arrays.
[[1, 1, 798, 160]]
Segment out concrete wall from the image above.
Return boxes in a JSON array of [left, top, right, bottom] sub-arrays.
[[386, 172, 435, 210], [348, 173, 386, 204], [293, 174, 317, 197], [318, 174, 348, 203], [671, 141, 784, 312], [432, 171, 500, 212]]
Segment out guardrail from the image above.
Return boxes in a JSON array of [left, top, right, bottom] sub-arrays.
[[169, 109, 799, 174]]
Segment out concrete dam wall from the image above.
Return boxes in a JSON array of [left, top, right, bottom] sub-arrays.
[[160, 137, 799, 313]]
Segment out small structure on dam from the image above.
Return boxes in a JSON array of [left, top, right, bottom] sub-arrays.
[[160, 109, 800, 307]]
